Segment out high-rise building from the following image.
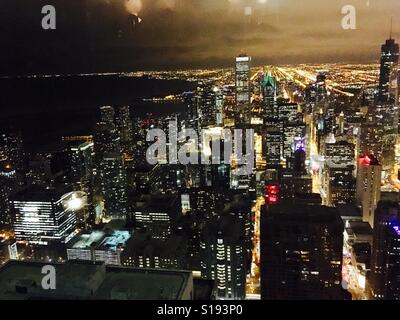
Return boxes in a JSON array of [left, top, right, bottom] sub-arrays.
[[183, 91, 199, 130], [337, 111, 345, 135], [261, 72, 277, 119], [0, 128, 25, 175], [359, 122, 385, 162], [100, 105, 115, 126], [369, 201, 400, 300], [279, 147, 312, 200], [94, 106, 121, 162], [325, 140, 355, 166], [121, 231, 187, 270], [99, 153, 127, 220], [94, 121, 121, 162], [306, 72, 328, 112], [0, 162, 20, 225], [10, 186, 78, 245], [265, 128, 282, 167], [282, 123, 306, 163], [215, 87, 224, 126], [356, 155, 382, 228], [198, 82, 221, 128], [260, 203, 346, 300], [70, 141, 94, 183], [389, 64, 400, 104], [133, 195, 180, 240], [278, 102, 301, 123], [115, 106, 134, 160], [0, 129, 26, 223], [280, 172, 312, 200], [378, 37, 399, 102], [200, 214, 248, 300], [235, 55, 251, 124], [147, 163, 185, 194], [324, 163, 356, 207]]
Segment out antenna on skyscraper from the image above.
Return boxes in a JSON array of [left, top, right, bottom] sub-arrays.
[[390, 16, 393, 39]]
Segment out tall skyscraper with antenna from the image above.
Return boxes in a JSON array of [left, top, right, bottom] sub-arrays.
[[378, 19, 399, 103]]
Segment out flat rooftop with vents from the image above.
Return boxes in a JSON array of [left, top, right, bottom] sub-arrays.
[[0, 260, 193, 300]]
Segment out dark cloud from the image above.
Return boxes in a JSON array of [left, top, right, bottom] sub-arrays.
[[0, 0, 399, 75]]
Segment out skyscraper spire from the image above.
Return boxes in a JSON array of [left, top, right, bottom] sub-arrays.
[[390, 16, 393, 39]]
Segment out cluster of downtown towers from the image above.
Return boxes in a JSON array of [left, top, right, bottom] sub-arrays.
[[0, 37, 400, 300]]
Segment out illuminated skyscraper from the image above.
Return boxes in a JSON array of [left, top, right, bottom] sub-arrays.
[[0, 129, 25, 224], [324, 163, 355, 207], [100, 105, 115, 126], [200, 213, 248, 300], [359, 121, 385, 162], [116, 106, 134, 160], [235, 54, 251, 124], [0, 162, 19, 224], [265, 128, 282, 167], [356, 155, 382, 228], [183, 91, 199, 130], [278, 102, 301, 123], [94, 106, 121, 162], [99, 153, 127, 220], [11, 186, 78, 245], [133, 195, 180, 241], [215, 87, 224, 126], [378, 37, 399, 102], [261, 72, 277, 119], [0, 128, 25, 175], [70, 141, 94, 183], [198, 82, 222, 128], [283, 123, 306, 164], [389, 64, 400, 104], [369, 201, 400, 300], [94, 122, 120, 162], [325, 140, 355, 166]]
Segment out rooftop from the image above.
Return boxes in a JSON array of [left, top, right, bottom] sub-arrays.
[[133, 195, 180, 215], [336, 204, 362, 218], [348, 221, 373, 236], [68, 230, 131, 251], [123, 230, 187, 258], [265, 202, 343, 224], [0, 261, 192, 300], [10, 184, 73, 203]]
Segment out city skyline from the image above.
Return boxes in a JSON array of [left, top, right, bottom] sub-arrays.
[[1, 1, 400, 304]]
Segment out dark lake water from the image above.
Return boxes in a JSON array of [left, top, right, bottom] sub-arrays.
[[0, 74, 196, 151]]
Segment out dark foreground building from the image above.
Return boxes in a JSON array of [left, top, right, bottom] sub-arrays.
[[260, 203, 349, 300], [369, 201, 400, 300]]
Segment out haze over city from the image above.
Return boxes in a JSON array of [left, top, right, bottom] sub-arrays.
[[1, 0, 399, 75]]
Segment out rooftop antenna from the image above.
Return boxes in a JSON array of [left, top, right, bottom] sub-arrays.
[[390, 16, 393, 39]]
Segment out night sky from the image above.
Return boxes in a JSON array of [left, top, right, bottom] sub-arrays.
[[1, 0, 399, 75]]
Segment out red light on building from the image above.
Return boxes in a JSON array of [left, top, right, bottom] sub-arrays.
[[267, 185, 279, 195], [359, 155, 371, 166], [265, 184, 280, 205], [267, 194, 278, 204], [359, 154, 379, 167]]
